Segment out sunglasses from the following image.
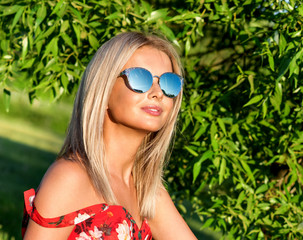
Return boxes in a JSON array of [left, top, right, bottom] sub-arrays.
[[119, 67, 183, 98]]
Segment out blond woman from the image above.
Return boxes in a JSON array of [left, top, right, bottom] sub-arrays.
[[22, 32, 197, 240]]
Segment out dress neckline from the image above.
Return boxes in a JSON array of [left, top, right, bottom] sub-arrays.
[[25, 188, 147, 230], [23, 188, 153, 239]]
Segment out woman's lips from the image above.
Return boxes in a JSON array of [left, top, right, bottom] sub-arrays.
[[141, 105, 163, 116]]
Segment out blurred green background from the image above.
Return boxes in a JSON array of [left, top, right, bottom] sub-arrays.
[[0, 93, 71, 239]]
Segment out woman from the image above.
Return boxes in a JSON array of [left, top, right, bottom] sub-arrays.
[[22, 32, 197, 239]]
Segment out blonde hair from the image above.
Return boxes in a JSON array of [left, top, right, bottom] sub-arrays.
[[58, 32, 183, 218]]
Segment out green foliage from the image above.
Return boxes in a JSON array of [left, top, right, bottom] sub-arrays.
[[1, 0, 303, 239], [167, 0, 303, 239], [0, 0, 200, 103]]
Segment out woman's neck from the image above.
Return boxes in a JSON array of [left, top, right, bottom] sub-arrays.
[[103, 116, 148, 186]]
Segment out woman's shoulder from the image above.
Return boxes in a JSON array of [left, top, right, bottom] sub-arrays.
[[34, 158, 102, 218]]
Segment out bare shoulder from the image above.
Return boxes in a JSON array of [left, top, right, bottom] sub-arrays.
[[148, 187, 197, 240], [34, 158, 100, 218], [24, 159, 101, 239]]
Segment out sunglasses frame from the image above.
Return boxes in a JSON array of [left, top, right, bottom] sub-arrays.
[[119, 67, 184, 98]]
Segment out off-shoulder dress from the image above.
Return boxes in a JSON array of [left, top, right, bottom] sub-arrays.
[[22, 189, 152, 240]]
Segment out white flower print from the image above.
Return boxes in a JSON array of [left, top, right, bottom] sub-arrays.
[[74, 213, 91, 224], [116, 220, 131, 240], [89, 226, 103, 239], [76, 232, 92, 240], [29, 195, 35, 207], [75, 227, 103, 240]]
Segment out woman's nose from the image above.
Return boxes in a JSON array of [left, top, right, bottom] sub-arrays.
[[147, 77, 164, 100]]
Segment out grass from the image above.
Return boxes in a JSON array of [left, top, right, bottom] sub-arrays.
[[0, 93, 220, 240]]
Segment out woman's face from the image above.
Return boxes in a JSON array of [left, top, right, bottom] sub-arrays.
[[107, 46, 174, 133]]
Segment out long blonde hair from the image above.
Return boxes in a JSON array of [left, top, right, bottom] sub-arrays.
[[58, 32, 183, 218]]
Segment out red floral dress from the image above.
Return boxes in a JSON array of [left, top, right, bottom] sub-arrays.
[[22, 189, 152, 240]]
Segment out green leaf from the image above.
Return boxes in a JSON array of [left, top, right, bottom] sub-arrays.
[[210, 121, 218, 151], [257, 203, 270, 211], [61, 33, 77, 52], [275, 204, 290, 215], [248, 74, 254, 97], [289, 48, 303, 78], [159, 24, 179, 48], [246, 193, 254, 213], [291, 30, 301, 38], [277, 57, 291, 81], [217, 118, 227, 136], [255, 184, 268, 195], [265, 42, 275, 71], [259, 120, 278, 132], [141, 0, 153, 15], [88, 33, 99, 50], [21, 36, 28, 61], [262, 97, 268, 119], [269, 81, 282, 112], [200, 150, 213, 162], [219, 157, 226, 184], [185, 38, 191, 56], [69, 6, 84, 24], [36, 40, 43, 55], [202, 218, 214, 229], [192, 150, 213, 183], [42, 37, 58, 59], [279, 33, 287, 55], [21, 58, 35, 69], [146, 9, 168, 22], [240, 159, 255, 186], [35, 25, 56, 42], [243, 95, 263, 107], [193, 161, 201, 183], [51, 0, 65, 17], [104, 12, 120, 21], [236, 191, 246, 206], [228, 75, 245, 91], [193, 124, 208, 141], [72, 23, 81, 46], [1, 5, 22, 16], [60, 20, 70, 33], [10, 6, 24, 32], [35, 3, 47, 30], [184, 146, 198, 157], [268, 52, 274, 71]]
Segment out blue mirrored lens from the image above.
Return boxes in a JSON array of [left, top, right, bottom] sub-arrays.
[[159, 73, 182, 98], [121, 67, 182, 98], [128, 68, 153, 93]]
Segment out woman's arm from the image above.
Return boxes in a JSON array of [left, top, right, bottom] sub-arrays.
[[148, 188, 197, 240]]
